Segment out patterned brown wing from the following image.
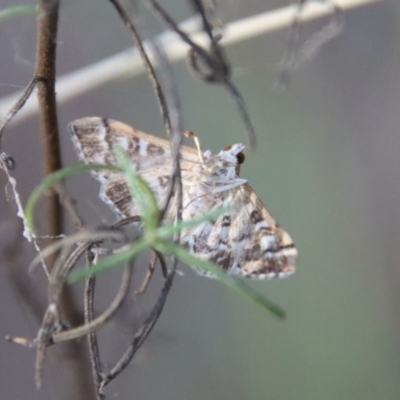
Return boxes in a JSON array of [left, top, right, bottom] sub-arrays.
[[182, 183, 297, 279], [70, 117, 200, 217]]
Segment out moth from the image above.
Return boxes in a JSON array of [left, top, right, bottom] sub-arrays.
[[70, 117, 297, 279]]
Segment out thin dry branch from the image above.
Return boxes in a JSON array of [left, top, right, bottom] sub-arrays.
[[143, 0, 256, 148], [99, 254, 175, 391], [85, 251, 104, 400], [34, 237, 131, 387], [109, 0, 172, 136], [52, 262, 133, 343], [36, 0, 63, 246]]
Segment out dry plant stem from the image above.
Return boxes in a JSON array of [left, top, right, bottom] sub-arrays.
[[145, 0, 230, 85], [35, 243, 90, 388], [109, 0, 172, 137], [144, 0, 256, 147], [144, 0, 216, 64], [46, 228, 128, 306], [36, 0, 63, 250], [35, 303, 59, 388], [35, 243, 85, 387], [0, 77, 40, 146], [136, 249, 168, 295], [136, 251, 157, 295], [112, 1, 185, 222], [109, 0, 184, 220], [34, 8, 92, 391], [139, 24, 185, 220], [35, 240, 132, 389], [52, 262, 133, 342], [102, 4, 183, 392], [221, 78, 256, 147], [85, 252, 105, 400], [100, 256, 175, 390], [189, 0, 219, 39], [49, 244, 88, 304], [110, 0, 184, 247], [30, 228, 126, 271]]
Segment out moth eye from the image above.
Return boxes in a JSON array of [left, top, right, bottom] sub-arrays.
[[223, 145, 245, 165], [236, 152, 245, 165]]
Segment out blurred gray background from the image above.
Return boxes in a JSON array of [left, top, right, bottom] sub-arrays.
[[1, 0, 400, 399]]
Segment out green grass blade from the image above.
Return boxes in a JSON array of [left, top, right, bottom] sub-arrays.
[[113, 145, 160, 230], [0, 5, 37, 22], [155, 241, 286, 318], [157, 206, 231, 239]]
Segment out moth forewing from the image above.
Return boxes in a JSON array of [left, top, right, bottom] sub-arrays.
[[69, 117, 198, 218], [69, 117, 200, 174], [243, 183, 297, 278], [69, 117, 297, 279]]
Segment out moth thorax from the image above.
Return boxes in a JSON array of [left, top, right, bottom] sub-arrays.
[[201, 159, 238, 184]]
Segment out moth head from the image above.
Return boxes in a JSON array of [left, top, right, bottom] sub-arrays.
[[200, 143, 246, 182], [223, 143, 245, 175]]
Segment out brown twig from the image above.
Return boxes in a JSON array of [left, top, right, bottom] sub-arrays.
[[95, 3, 186, 393], [99, 254, 175, 391], [109, 0, 172, 137], [136, 249, 168, 295], [52, 261, 133, 343], [143, 0, 257, 148], [136, 251, 157, 295], [1, 2, 92, 391], [85, 249, 105, 400], [108, 0, 184, 259], [34, 7, 93, 394], [29, 228, 126, 273], [109, 0, 185, 220], [35, 242, 85, 388], [188, 0, 222, 41], [33, 227, 130, 385], [0, 77, 41, 147], [36, 0, 63, 248]]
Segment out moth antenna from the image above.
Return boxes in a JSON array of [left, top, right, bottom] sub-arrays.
[[184, 131, 204, 164]]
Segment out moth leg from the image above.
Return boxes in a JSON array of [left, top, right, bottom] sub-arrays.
[[184, 131, 204, 164], [183, 181, 241, 211]]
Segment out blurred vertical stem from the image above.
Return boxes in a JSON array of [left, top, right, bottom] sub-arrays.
[[35, 2, 94, 398], [36, 0, 63, 251]]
